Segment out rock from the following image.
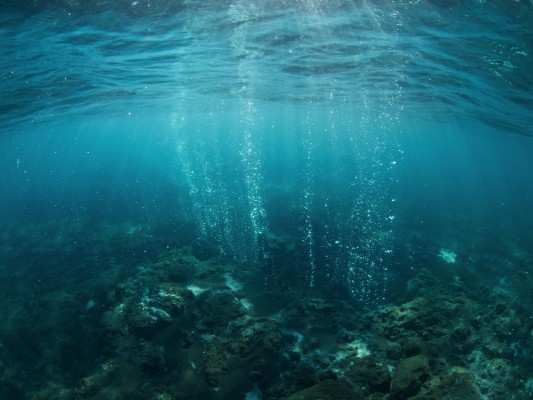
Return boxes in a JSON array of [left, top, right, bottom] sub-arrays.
[[413, 367, 482, 400], [390, 355, 430, 400], [290, 362, 320, 389], [386, 342, 402, 360], [102, 303, 128, 334], [372, 297, 436, 339], [400, 336, 424, 357], [198, 292, 246, 330], [345, 356, 391, 395], [292, 297, 334, 316], [138, 340, 167, 375], [102, 280, 196, 339], [231, 319, 282, 357], [247, 369, 262, 382], [155, 285, 195, 317], [204, 338, 229, 387], [286, 379, 362, 400], [127, 302, 173, 337], [74, 376, 97, 396]]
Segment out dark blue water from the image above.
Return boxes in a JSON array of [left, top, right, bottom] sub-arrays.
[[1, 1, 532, 399]]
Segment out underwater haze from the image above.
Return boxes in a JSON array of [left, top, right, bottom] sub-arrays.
[[0, 1, 532, 399]]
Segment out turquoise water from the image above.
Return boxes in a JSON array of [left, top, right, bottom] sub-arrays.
[[1, 1, 532, 399]]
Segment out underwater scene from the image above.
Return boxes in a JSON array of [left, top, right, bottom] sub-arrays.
[[0, 1, 532, 399]]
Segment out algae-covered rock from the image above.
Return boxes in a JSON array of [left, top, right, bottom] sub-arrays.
[[104, 283, 194, 338], [413, 366, 482, 400], [386, 341, 402, 360], [138, 340, 167, 375], [102, 303, 128, 334], [286, 379, 362, 400], [390, 354, 430, 400], [127, 302, 173, 337], [345, 356, 391, 395], [372, 297, 436, 338], [400, 335, 424, 357], [231, 318, 282, 357], [204, 338, 229, 388], [197, 292, 246, 330]]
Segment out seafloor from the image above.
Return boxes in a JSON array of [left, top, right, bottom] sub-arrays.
[[0, 214, 531, 400]]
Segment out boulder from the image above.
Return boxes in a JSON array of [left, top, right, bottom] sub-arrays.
[[390, 354, 430, 399]]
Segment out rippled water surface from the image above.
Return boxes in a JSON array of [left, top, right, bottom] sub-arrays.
[[1, 0, 532, 134]]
